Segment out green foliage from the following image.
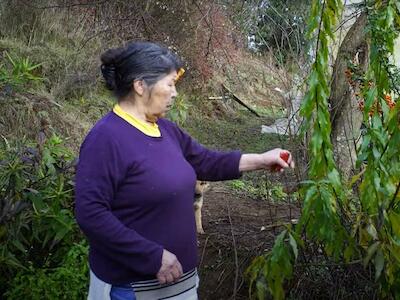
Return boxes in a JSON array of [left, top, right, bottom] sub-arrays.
[[248, 0, 400, 299], [246, 229, 300, 300], [167, 94, 190, 126], [6, 241, 89, 300], [297, 0, 348, 262], [0, 134, 80, 298], [0, 51, 44, 90], [228, 177, 288, 203], [355, 1, 400, 295]]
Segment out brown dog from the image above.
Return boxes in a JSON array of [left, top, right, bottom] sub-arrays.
[[194, 181, 210, 234]]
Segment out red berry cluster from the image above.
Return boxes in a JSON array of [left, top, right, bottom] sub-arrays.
[[345, 68, 396, 116]]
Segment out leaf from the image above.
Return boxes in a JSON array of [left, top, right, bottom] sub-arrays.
[[366, 223, 378, 240], [327, 169, 341, 191], [395, 1, 400, 13], [300, 180, 316, 186], [364, 241, 380, 267], [387, 243, 400, 263], [0, 249, 27, 270], [288, 233, 298, 259], [386, 5, 395, 30], [344, 245, 354, 263], [273, 230, 287, 250], [388, 211, 400, 233], [374, 248, 384, 281], [256, 280, 267, 300], [302, 184, 318, 216], [12, 239, 26, 253], [364, 87, 377, 113], [30, 193, 47, 214], [310, 131, 323, 157], [5, 51, 15, 67]]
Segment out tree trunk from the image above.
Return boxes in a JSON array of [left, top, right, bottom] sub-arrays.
[[330, 13, 368, 180]]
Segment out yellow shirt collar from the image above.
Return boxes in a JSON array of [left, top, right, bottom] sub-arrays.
[[113, 104, 161, 137]]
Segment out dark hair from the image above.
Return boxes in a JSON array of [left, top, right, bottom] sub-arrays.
[[100, 41, 183, 98]]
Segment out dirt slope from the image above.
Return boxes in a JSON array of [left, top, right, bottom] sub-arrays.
[[197, 182, 299, 300]]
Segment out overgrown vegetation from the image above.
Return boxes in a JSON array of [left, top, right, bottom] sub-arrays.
[[247, 1, 400, 299], [6, 241, 88, 300], [228, 177, 290, 203], [0, 135, 87, 298], [0, 51, 43, 90]]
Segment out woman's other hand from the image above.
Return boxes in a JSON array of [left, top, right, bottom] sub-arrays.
[[239, 149, 295, 172], [156, 249, 183, 284]]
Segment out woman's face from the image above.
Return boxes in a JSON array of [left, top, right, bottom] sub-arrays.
[[146, 71, 178, 120]]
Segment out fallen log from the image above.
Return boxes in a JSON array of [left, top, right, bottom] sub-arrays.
[[221, 84, 261, 117]]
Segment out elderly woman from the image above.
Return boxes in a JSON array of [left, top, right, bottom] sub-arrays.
[[75, 41, 294, 300]]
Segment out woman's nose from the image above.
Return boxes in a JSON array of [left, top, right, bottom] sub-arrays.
[[172, 86, 177, 97]]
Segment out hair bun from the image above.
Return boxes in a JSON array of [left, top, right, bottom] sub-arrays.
[[101, 63, 117, 90], [100, 47, 125, 65], [100, 48, 125, 91]]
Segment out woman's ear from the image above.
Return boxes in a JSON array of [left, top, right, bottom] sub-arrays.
[[133, 79, 145, 96]]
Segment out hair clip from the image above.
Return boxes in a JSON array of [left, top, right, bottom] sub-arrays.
[[175, 68, 185, 82]]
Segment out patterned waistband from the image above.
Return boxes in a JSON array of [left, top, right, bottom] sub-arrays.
[[115, 269, 198, 300]]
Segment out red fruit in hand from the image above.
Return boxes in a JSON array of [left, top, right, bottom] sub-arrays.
[[280, 152, 289, 162], [273, 151, 289, 171]]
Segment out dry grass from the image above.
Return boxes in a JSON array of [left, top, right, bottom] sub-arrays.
[[0, 4, 111, 151], [210, 49, 295, 116], [0, 91, 88, 152]]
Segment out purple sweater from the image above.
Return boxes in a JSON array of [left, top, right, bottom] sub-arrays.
[[74, 112, 241, 284]]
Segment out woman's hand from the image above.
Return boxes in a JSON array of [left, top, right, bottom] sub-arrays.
[[260, 148, 295, 172], [156, 249, 183, 284], [239, 148, 295, 172]]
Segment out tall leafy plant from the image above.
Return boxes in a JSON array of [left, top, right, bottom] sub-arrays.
[[0, 52, 43, 90], [0, 135, 79, 297], [356, 1, 400, 294], [247, 0, 400, 299]]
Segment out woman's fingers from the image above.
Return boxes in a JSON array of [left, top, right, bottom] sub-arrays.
[[284, 151, 295, 168], [270, 149, 295, 172], [171, 264, 182, 280], [158, 266, 181, 284], [282, 151, 295, 169], [157, 273, 166, 284], [156, 249, 183, 284], [165, 273, 174, 284], [288, 154, 295, 168]]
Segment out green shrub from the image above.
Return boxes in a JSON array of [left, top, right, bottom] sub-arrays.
[[0, 134, 82, 298], [228, 176, 288, 203], [0, 51, 44, 90], [6, 241, 89, 300], [167, 94, 190, 126]]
